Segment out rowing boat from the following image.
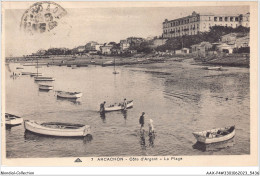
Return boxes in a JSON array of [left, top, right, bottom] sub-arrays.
[[39, 84, 53, 90], [56, 91, 83, 99], [205, 66, 222, 71], [24, 120, 91, 137], [22, 72, 32, 75], [104, 100, 133, 112], [192, 126, 235, 144], [34, 76, 55, 81], [5, 113, 23, 126], [30, 73, 43, 77]]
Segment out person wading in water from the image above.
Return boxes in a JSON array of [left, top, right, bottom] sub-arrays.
[[122, 98, 127, 110], [139, 112, 145, 134], [100, 101, 106, 113]]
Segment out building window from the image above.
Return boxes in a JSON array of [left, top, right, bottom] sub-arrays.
[[219, 17, 223, 21], [197, 24, 199, 28], [225, 17, 228, 21], [214, 17, 217, 21], [231, 24, 232, 27], [209, 17, 211, 21], [187, 19, 189, 23], [236, 24, 238, 27], [235, 17, 238, 21], [225, 24, 227, 27], [230, 17, 233, 21]]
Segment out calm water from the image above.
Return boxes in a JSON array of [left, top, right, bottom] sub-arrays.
[[5, 60, 250, 158]]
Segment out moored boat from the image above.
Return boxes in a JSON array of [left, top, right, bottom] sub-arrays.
[[71, 65, 77, 69], [205, 66, 222, 71], [30, 73, 43, 77], [56, 91, 83, 99], [39, 84, 53, 90], [22, 72, 32, 75], [24, 120, 91, 137], [104, 100, 134, 112], [192, 126, 235, 144], [34, 76, 55, 81], [5, 113, 23, 126]]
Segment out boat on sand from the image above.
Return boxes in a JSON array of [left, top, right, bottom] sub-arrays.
[[5, 113, 23, 126], [104, 100, 133, 112], [192, 126, 235, 144], [24, 120, 91, 137]]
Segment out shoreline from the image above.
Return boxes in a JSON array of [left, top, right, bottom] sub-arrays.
[[6, 53, 250, 69]]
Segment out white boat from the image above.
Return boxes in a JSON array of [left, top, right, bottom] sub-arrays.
[[206, 66, 222, 71], [104, 100, 133, 112], [5, 113, 23, 126], [34, 76, 55, 81], [39, 84, 53, 90], [71, 65, 77, 69], [24, 120, 91, 137], [16, 67, 24, 69], [57, 91, 83, 99], [30, 73, 43, 77], [192, 126, 235, 144], [22, 72, 32, 75]]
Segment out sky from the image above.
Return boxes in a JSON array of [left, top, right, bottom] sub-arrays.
[[4, 2, 249, 57]]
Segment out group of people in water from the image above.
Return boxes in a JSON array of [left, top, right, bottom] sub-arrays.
[[99, 99, 155, 137]]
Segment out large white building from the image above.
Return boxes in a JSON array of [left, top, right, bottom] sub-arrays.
[[162, 11, 250, 38]]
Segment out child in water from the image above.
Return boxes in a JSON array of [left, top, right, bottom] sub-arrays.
[[148, 119, 155, 136]]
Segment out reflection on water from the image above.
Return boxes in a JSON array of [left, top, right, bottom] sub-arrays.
[[39, 89, 51, 93], [56, 96, 82, 105], [148, 133, 155, 147], [121, 110, 127, 120], [140, 133, 146, 150], [192, 138, 235, 152], [100, 112, 106, 123], [5, 63, 249, 157]]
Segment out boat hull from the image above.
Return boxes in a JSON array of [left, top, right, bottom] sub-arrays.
[[192, 126, 235, 144], [39, 85, 53, 90], [24, 120, 91, 137], [22, 72, 32, 75], [31, 73, 43, 77], [6, 118, 23, 126], [104, 101, 133, 112], [5, 113, 23, 126], [35, 77, 55, 81], [57, 92, 83, 99]]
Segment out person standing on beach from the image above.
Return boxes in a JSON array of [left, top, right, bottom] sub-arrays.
[[139, 112, 145, 130]]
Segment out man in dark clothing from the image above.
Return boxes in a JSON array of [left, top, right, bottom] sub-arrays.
[[100, 101, 106, 113], [139, 112, 145, 130]]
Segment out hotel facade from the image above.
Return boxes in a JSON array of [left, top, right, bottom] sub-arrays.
[[162, 11, 250, 38]]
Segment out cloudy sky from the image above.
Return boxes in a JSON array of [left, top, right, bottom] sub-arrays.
[[4, 2, 249, 57]]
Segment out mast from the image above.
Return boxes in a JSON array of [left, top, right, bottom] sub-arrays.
[[37, 56, 39, 75], [114, 57, 116, 72]]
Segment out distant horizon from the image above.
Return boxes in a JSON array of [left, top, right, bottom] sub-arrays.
[[5, 4, 249, 57]]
